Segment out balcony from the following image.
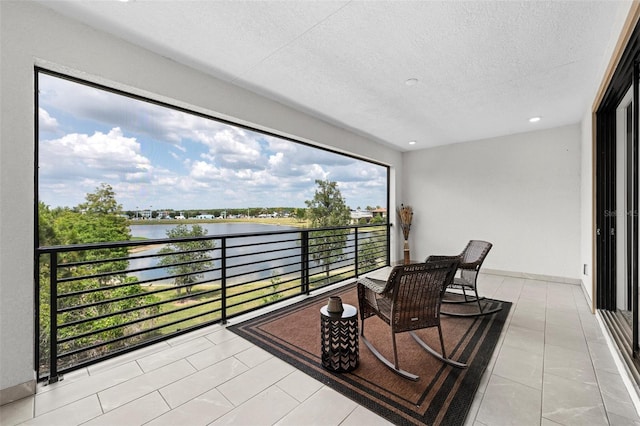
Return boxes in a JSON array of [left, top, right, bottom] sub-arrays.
[[35, 224, 390, 382], [2, 235, 639, 424]]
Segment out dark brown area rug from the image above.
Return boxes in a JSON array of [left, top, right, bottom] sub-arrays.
[[228, 283, 511, 426]]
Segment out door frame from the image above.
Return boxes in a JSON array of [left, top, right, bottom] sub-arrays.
[[594, 5, 640, 358]]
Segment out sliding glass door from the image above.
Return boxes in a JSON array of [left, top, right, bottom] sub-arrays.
[[596, 19, 640, 371]]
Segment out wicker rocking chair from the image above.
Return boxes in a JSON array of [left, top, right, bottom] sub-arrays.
[[435, 240, 501, 317], [356, 258, 466, 381]]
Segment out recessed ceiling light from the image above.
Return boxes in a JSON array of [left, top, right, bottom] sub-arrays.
[[529, 116, 541, 123], [409, 140, 416, 145], [405, 78, 418, 86]]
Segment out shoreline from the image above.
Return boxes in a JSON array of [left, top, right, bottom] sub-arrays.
[[128, 243, 165, 254]]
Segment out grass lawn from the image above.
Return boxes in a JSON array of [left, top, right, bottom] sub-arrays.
[[142, 265, 367, 334]]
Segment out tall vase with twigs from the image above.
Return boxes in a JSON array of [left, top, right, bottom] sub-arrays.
[[397, 204, 413, 265]]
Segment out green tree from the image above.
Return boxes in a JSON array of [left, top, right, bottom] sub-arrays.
[[305, 180, 351, 285], [38, 202, 57, 245], [54, 183, 131, 284], [78, 183, 121, 215], [358, 238, 382, 272], [263, 271, 283, 304], [294, 207, 306, 222], [158, 224, 216, 295], [370, 214, 386, 224], [38, 186, 158, 374]]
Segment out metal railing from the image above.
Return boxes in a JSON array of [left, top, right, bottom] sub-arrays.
[[36, 223, 390, 382]]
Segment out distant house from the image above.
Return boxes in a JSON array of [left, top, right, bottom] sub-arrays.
[[371, 208, 387, 219], [195, 214, 215, 219], [350, 208, 373, 224]]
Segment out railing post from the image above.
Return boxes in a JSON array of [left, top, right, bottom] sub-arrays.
[[221, 238, 227, 324], [354, 227, 359, 277], [48, 252, 60, 384], [301, 230, 309, 294]]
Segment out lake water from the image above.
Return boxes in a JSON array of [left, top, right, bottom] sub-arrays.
[[130, 222, 297, 240], [128, 222, 372, 286], [128, 222, 302, 285]]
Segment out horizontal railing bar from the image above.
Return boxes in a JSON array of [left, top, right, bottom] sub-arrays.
[[225, 258, 301, 279], [57, 249, 166, 268], [261, 275, 300, 288], [225, 279, 301, 301], [223, 292, 305, 323], [57, 279, 149, 299], [226, 254, 301, 271], [58, 306, 222, 359], [39, 223, 390, 380], [225, 272, 304, 294], [309, 264, 356, 280], [57, 252, 216, 284], [58, 294, 222, 343], [225, 284, 302, 311], [57, 286, 222, 330], [57, 276, 222, 313], [224, 247, 300, 262], [58, 264, 224, 299], [226, 235, 301, 250], [227, 270, 302, 290], [226, 269, 302, 285], [53, 316, 228, 377], [41, 225, 372, 255], [40, 234, 222, 255], [130, 252, 216, 272]]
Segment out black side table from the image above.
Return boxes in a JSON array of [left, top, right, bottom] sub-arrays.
[[320, 303, 359, 372]]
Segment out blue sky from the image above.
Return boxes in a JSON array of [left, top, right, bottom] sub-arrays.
[[37, 73, 387, 212]]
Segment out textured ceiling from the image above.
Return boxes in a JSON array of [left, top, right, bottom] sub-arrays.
[[38, 1, 631, 151]]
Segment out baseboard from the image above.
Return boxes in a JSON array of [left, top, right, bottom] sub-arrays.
[[595, 311, 640, 418], [0, 379, 36, 406], [482, 268, 581, 285], [579, 279, 595, 313]]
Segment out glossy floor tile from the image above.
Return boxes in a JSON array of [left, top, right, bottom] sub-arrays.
[[2, 273, 640, 425]]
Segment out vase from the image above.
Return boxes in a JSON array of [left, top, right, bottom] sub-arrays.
[[327, 296, 344, 313], [403, 239, 410, 265]]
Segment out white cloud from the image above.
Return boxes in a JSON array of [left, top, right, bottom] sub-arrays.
[[199, 128, 265, 170], [41, 127, 151, 174], [37, 73, 388, 210], [39, 128, 156, 206], [268, 152, 284, 167], [39, 108, 59, 133], [190, 160, 222, 180]]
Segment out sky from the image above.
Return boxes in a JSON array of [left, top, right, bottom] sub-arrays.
[[37, 72, 388, 212]]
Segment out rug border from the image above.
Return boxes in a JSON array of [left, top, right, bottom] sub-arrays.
[[227, 284, 511, 425]]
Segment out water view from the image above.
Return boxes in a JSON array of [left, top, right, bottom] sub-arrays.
[[130, 222, 297, 240], [128, 222, 301, 285]]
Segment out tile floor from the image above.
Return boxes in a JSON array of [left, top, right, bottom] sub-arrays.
[[2, 273, 640, 425]]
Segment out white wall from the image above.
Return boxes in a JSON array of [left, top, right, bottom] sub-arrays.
[[402, 124, 581, 280], [0, 1, 402, 395]]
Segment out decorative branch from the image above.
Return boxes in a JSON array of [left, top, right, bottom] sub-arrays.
[[397, 204, 413, 240]]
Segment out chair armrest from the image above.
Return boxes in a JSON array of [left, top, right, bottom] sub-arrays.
[[357, 277, 388, 294], [426, 255, 461, 263]]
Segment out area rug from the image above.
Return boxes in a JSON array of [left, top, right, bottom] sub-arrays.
[[228, 283, 510, 425]]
